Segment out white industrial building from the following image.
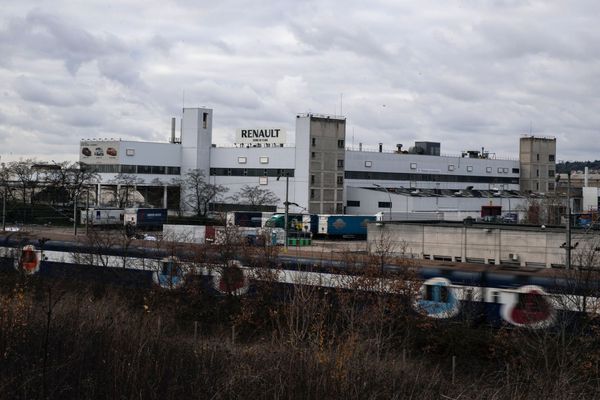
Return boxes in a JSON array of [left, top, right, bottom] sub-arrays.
[[80, 107, 537, 218]]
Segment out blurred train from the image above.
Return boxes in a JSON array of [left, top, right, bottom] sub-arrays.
[[1, 235, 598, 329]]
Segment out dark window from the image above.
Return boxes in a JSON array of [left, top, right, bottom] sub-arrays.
[[151, 166, 165, 174], [549, 154, 555, 162], [137, 165, 152, 174], [311, 152, 316, 159], [312, 137, 316, 147], [336, 176, 343, 185], [167, 166, 180, 175], [536, 169, 539, 177], [536, 153, 540, 161], [203, 112, 208, 129], [344, 170, 519, 185], [337, 159, 344, 168], [337, 139, 344, 148], [311, 175, 315, 184], [440, 287, 449, 303], [121, 165, 136, 173], [347, 200, 360, 207], [378, 201, 391, 208], [310, 189, 315, 199], [512, 168, 520, 174], [548, 170, 555, 177], [548, 182, 555, 191], [425, 285, 433, 301]]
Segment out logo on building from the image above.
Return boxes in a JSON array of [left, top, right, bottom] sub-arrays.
[[236, 128, 286, 145]]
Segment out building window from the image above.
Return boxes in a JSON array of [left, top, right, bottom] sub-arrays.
[[260, 156, 269, 164], [549, 170, 555, 177], [121, 165, 136, 173], [536, 169, 539, 177], [347, 200, 360, 207], [497, 167, 503, 173], [311, 175, 315, 184], [312, 137, 316, 147], [151, 166, 165, 174], [548, 182, 555, 190], [378, 201, 392, 208], [310, 189, 315, 199], [536, 182, 539, 190], [238, 156, 247, 164], [503, 168, 508, 173], [486, 167, 492, 173], [227, 169, 232, 176], [467, 166, 473, 172], [365, 161, 372, 168], [337, 159, 344, 168], [311, 152, 316, 159], [448, 165, 455, 171], [337, 139, 345, 148], [410, 163, 417, 170], [549, 154, 555, 162], [126, 149, 135, 156], [512, 168, 520, 174], [137, 165, 152, 174], [259, 177, 268, 185], [167, 166, 180, 175], [337, 176, 343, 185], [203, 112, 208, 129], [536, 153, 540, 161]]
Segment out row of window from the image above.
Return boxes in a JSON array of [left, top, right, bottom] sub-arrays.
[[344, 171, 519, 184], [346, 200, 390, 208], [237, 156, 270, 164], [210, 168, 295, 177], [311, 138, 345, 148], [85, 164, 181, 175]]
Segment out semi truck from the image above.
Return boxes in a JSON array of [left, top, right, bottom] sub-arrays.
[[317, 214, 376, 238], [80, 208, 124, 226], [124, 208, 168, 229]]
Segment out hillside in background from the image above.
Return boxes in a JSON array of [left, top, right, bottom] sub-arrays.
[[556, 160, 600, 173]]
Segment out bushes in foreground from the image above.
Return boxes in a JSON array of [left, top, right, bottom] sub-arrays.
[[1, 277, 600, 399]]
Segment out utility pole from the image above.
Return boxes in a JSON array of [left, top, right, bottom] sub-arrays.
[[73, 192, 78, 236], [284, 174, 289, 249], [2, 189, 5, 231], [567, 173, 571, 270], [86, 188, 90, 235], [277, 172, 290, 249]]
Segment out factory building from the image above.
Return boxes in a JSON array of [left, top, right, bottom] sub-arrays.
[[80, 107, 533, 217]]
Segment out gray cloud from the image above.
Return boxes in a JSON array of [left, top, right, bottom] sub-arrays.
[[0, 1, 599, 162]]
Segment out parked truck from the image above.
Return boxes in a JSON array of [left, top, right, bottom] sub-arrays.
[[317, 214, 376, 238], [124, 208, 167, 229], [80, 208, 124, 226]]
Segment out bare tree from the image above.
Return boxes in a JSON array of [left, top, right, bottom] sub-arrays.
[[9, 159, 40, 206], [108, 174, 145, 208], [230, 185, 279, 207], [179, 169, 228, 217]]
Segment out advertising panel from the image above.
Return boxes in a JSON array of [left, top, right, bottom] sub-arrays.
[[235, 128, 286, 145], [80, 141, 120, 165]]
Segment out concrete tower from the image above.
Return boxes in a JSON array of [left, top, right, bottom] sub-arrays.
[[519, 136, 557, 193], [181, 108, 213, 177]]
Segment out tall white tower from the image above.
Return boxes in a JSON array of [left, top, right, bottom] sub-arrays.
[[181, 108, 213, 177]]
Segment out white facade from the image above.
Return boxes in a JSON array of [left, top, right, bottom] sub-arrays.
[[80, 107, 524, 215]]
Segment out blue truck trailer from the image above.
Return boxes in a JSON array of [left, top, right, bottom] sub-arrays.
[[124, 208, 168, 229], [317, 214, 376, 238]]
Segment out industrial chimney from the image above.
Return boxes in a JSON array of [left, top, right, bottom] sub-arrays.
[[171, 117, 176, 143]]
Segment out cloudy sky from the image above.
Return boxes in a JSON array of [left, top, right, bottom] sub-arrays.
[[1, 0, 599, 163]]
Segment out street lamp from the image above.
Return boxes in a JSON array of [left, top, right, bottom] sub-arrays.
[[373, 183, 392, 221]]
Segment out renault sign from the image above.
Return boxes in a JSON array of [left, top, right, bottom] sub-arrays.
[[236, 128, 286, 145]]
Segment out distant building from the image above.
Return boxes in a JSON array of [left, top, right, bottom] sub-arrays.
[[79, 107, 529, 216], [519, 136, 557, 193]]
